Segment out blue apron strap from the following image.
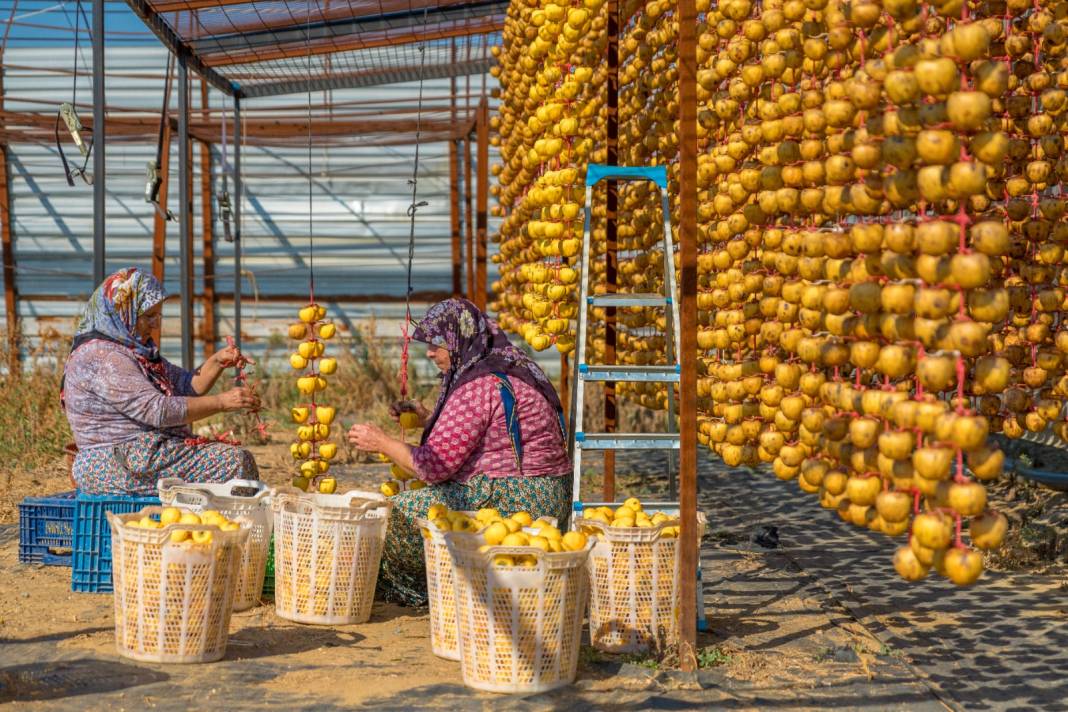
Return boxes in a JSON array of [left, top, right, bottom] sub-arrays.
[[491, 372, 523, 475]]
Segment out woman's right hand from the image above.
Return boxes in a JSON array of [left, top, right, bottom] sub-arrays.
[[217, 386, 260, 412]]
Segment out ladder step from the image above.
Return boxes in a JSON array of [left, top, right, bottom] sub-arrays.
[[588, 293, 670, 307], [578, 364, 679, 382], [574, 432, 680, 449]]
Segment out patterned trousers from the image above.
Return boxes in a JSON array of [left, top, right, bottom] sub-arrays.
[[377, 473, 570, 607]]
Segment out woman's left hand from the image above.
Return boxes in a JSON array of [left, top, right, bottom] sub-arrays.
[[213, 342, 254, 369], [348, 423, 389, 452]]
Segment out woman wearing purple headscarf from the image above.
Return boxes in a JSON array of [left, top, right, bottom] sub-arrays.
[[348, 298, 569, 606], [63, 267, 261, 494]]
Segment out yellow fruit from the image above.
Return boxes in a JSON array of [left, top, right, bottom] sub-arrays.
[[476, 507, 501, 521], [409, 480, 426, 490], [483, 521, 510, 545], [318, 442, 337, 460], [318, 323, 336, 339], [432, 517, 452, 531], [529, 535, 551, 552], [179, 512, 201, 526], [191, 530, 213, 545], [511, 511, 534, 526], [288, 323, 307, 339], [399, 412, 421, 429], [298, 341, 316, 359], [169, 529, 190, 543], [547, 538, 563, 552], [313, 423, 329, 440], [297, 425, 314, 441], [290, 353, 308, 370], [319, 357, 338, 375], [623, 497, 642, 512], [561, 531, 588, 552], [201, 510, 224, 526], [299, 305, 318, 323], [292, 475, 309, 491], [291, 406, 310, 423], [220, 521, 239, 532], [315, 305, 327, 320], [297, 377, 317, 395], [502, 532, 530, 547], [390, 463, 411, 481], [502, 518, 522, 534], [660, 526, 679, 538], [315, 377, 328, 391], [613, 505, 633, 520], [493, 555, 516, 567], [160, 507, 182, 525], [536, 524, 562, 540], [316, 406, 336, 424], [427, 503, 449, 520], [137, 515, 156, 529], [299, 461, 318, 478], [380, 481, 400, 497], [612, 517, 636, 528], [318, 477, 337, 494]]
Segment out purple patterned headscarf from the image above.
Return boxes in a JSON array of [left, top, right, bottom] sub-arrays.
[[412, 298, 563, 444]]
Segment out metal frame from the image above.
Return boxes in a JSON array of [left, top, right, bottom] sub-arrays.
[[178, 54, 194, 369], [232, 94, 242, 348], [92, 0, 106, 285]]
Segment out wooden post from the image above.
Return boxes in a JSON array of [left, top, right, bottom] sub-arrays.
[[200, 81, 216, 357], [150, 117, 173, 347], [449, 140, 462, 297], [677, 0, 700, 673], [464, 135, 474, 301], [475, 98, 489, 311], [603, 0, 620, 502], [177, 54, 194, 369], [0, 145, 17, 370]]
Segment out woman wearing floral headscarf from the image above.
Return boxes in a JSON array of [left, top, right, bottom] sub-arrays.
[[63, 267, 260, 494], [348, 298, 570, 606]]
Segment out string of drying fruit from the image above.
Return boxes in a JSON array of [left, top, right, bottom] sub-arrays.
[[183, 335, 265, 448], [287, 11, 338, 495]]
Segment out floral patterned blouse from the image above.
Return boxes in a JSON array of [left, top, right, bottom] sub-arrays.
[[411, 374, 569, 484], [64, 340, 196, 449]]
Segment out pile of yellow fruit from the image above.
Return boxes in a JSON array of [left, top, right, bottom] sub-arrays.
[[288, 303, 339, 494], [578, 497, 680, 537], [424, 504, 587, 566], [483, 0, 1067, 586], [379, 460, 427, 497], [125, 506, 240, 546]]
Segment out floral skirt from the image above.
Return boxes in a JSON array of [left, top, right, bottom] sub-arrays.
[[72, 430, 259, 495], [377, 473, 570, 607]]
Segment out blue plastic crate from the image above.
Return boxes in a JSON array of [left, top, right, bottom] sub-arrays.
[[72, 492, 159, 593], [18, 491, 77, 566]]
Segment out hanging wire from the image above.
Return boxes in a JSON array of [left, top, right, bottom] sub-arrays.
[[398, 6, 431, 399], [306, 0, 315, 302]]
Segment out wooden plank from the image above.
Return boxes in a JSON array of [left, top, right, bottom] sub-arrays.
[[676, 0, 700, 674], [0, 144, 17, 370], [199, 81, 216, 357], [464, 134, 474, 300], [603, 0, 620, 502], [474, 98, 488, 311]]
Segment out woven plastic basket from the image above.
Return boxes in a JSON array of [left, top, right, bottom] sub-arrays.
[[107, 508, 249, 664], [446, 533, 591, 694], [576, 511, 707, 654], [272, 488, 391, 625], [417, 514, 560, 661], [157, 478, 272, 612]]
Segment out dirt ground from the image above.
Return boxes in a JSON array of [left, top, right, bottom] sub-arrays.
[[4, 439, 1064, 709]]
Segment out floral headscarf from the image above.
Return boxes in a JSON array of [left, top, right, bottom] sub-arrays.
[[65, 267, 174, 397], [412, 298, 563, 443]]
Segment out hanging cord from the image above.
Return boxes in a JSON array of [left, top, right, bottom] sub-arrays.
[[144, 53, 175, 221], [398, 6, 431, 400], [218, 102, 233, 242], [307, 4, 315, 305], [56, 0, 93, 186]]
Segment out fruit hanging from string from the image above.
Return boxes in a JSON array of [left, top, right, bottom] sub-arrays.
[[289, 303, 338, 494]]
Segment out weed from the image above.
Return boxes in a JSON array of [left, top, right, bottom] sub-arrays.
[[697, 647, 733, 668], [620, 653, 660, 670]]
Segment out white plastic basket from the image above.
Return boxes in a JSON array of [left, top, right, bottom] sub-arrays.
[[272, 488, 391, 625], [107, 507, 249, 664], [576, 511, 707, 654], [446, 533, 591, 694], [158, 478, 272, 612], [416, 514, 560, 661]]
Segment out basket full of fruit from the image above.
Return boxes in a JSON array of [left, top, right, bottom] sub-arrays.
[[417, 506, 559, 662], [107, 506, 250, 664], [157, 478, 272, 612], [271, 488, 391, 625], [445, 517, 591, 694], [576, 498, 707, 654]]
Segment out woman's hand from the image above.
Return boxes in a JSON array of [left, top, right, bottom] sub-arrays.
[[388, 400, 429, 427], [213, 342, 254, 369], [217, 386, 260, 412], [347, 423, 389, 452]]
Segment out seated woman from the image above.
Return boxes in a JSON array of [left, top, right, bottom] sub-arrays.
[[347, 298, 570, 606], [63, 267, 261, 495]]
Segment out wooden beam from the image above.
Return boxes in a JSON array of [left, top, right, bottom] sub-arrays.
[[474, 98, 489, 311], [677, 0, 700, 674], [0, 144, 17, 370], [464, 134, 474, 300], [603, 0, 620, 503], [199, 81, 217, 357]]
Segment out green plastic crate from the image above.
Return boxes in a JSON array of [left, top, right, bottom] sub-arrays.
[[262, 535, 274, 598]]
